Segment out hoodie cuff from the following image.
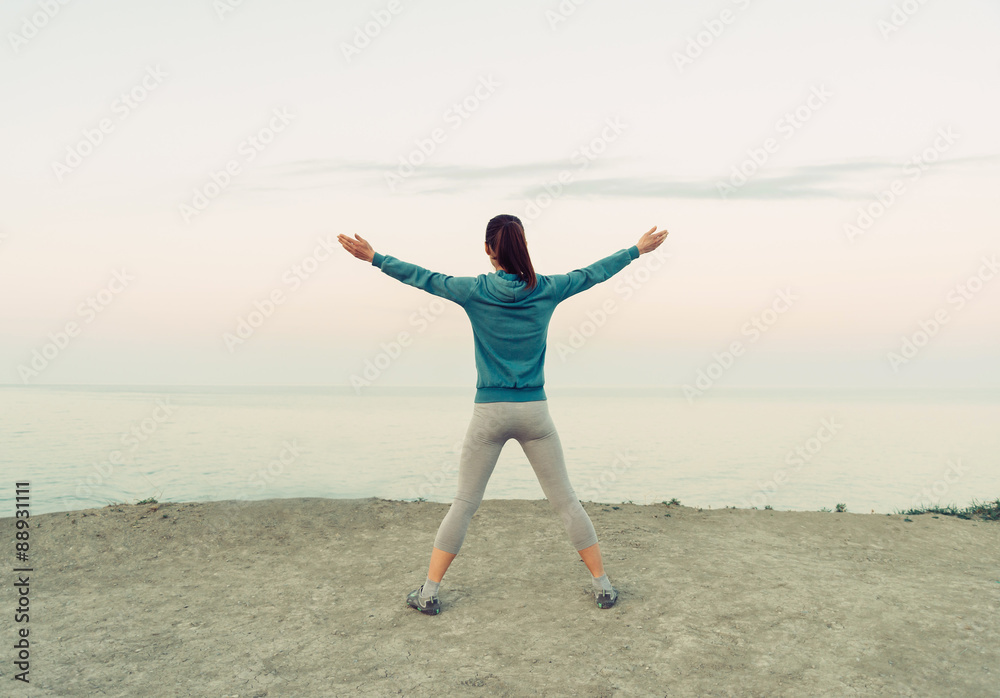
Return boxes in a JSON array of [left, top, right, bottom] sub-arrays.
[[627, 245, 640, 261], [372, 251, 385, 268]]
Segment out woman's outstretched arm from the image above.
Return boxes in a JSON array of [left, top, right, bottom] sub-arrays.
[[337, 233, 475, 306], [552, 226, 669, 302]]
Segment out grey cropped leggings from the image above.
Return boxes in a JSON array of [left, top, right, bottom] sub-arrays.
[[433, 399, 600, 555]]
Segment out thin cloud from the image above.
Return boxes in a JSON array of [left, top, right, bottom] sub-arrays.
[[238, 154, 1000, 200]]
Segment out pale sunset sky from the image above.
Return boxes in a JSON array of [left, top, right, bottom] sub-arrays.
[[1, 0, 998, 388]]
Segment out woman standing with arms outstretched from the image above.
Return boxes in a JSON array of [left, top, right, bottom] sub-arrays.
[[337, 215, 668, 615]]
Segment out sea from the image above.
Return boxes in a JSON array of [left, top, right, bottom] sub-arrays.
[[2, 385, 998, 517]]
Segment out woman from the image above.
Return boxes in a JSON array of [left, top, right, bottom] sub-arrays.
[[337, 215, 668, 615]]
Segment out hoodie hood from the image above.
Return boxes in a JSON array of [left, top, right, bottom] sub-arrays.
[[485, 269, 532, 302]]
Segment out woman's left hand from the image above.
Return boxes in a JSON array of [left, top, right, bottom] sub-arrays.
[[337, 233, 375, 263]]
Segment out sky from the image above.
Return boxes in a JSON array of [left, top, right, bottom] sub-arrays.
[[1, 0, 998, 389]]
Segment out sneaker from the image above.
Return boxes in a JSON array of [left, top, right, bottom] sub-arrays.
[[406, 586, 441, 615], [595, 587, 618, 609]]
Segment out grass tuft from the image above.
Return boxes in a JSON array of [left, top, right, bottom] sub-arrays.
[[895, 497, 1000, 522]]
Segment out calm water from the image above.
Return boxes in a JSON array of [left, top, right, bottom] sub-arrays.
[[2, 386, 998, 516]]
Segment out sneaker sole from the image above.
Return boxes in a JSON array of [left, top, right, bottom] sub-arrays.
[[406, 589, 441, 615], [596, 589, 618, 609]]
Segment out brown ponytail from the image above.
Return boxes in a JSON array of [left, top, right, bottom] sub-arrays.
[[485, 214, 537, 291]]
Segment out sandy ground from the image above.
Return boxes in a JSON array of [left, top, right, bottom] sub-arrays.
[[2, 497, 998, 697]]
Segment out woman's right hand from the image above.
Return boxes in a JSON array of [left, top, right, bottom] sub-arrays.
[[337, 233, 375, 263], [636, 226, 669, 255]]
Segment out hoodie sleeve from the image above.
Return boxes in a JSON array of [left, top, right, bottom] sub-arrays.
[[371, 251, 476, 306], [550, 245, 640, 302]]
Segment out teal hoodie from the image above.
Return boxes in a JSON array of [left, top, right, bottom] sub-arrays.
[[371, 245, 641, 403]]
